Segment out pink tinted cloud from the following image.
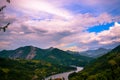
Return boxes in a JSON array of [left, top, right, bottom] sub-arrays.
[[0, 0, 120, 51], [1, 12, 119, 51], [10, 0, 73, 19]]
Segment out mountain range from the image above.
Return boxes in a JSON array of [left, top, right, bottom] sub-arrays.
[[79, 48, 111, 58], [0, 45, 120, 80], [0, 46, 93, 66]]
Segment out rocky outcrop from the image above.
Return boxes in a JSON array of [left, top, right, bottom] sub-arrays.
[[26, 46, 36, 59]]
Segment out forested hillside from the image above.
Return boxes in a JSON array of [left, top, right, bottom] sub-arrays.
[[69, 45, 120, 80], [0, 58, 76, 80], [0, 46, 93, 66]]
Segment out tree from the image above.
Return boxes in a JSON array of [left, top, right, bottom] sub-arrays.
[[0, 0, 11, 32], [0, 0, 10, 12]]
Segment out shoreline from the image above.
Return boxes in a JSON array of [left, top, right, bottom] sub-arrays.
[[45, 66, 83, 80]]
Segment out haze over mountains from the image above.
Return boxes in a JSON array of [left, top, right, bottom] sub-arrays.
[[79, 48, 111, 58], [67, 48, 111, 58]]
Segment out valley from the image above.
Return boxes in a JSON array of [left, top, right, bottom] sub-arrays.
[[0, 45, 120, 80], [0, 57, 76, 80], [0, 46, 92, 80], [45, 66, 83, 80], [0, 0, 120, 80]]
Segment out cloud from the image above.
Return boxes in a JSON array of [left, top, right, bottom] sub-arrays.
[[64, 46, 79, 51], [0, 12, 120, 51], [56, 22, 120, 51], [0, 12, 17, 26], [0, 0, 120, 51], [9, 0, 73, 19], [55, 0, 120, 15], [81, 22, 120, 49], [0, 41, 11, 50], [97, 22, 120, 45]]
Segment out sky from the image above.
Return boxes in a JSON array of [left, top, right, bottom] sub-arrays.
[[0, 0, 120, 51]]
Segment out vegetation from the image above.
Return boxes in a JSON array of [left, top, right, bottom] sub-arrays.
[[35, 48, 93, 66], [0, 46, 93, 67], [0, 57, 76, 80], [69, 45, 120, 80]]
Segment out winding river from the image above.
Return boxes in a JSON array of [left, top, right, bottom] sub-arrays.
[[45, 67, 83, 80]]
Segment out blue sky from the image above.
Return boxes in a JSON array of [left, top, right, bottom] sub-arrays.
[[0, 0, 120, 51], [88, 22, 115, 33]]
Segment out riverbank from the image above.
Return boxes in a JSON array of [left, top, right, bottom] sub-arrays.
[[45, 67, 83, 80]]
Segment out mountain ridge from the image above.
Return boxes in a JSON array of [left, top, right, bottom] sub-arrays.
[[79, 47, 111, 58], [0, 45, 93, 66]]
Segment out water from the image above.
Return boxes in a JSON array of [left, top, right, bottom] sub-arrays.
[[45, 67, 83, 80]]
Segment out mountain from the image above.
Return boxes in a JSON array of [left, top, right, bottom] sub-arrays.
[[0, 57, 76, 80], [0, 46, 93, 66], [67, 50, 80, 55], [69, 45, 120, 80], [79, 48, 111, 58]]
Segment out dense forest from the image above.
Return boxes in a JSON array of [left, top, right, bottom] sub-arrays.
[[0, 58, 76, 80], [69, 45, 120, 80]]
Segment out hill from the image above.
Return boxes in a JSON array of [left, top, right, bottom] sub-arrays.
[[0, 46, 93, 66], [0, 58, 76, 80], [69, 45, 120, 80]]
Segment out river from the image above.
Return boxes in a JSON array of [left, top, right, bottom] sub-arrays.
[[45, 67, 83, 80]]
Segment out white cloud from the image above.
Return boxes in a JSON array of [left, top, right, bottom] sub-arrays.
[[56, 22, 120, 51], [97, 22, 120, 44], [1, 11, 120, 51], [0, 0, 120, 51], [10, 0, 73, 19]]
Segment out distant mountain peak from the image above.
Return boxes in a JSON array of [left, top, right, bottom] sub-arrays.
[[47, 47, 54, 51], [79, 47, 111, 58], [97, 48, 107, 50], [17, 45, 34, 49], [25, 45, 36, 48]]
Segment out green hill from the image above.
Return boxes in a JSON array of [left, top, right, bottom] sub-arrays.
[[69, 45, 120, 80], [0, 46, 93, 66], [0, 58, 76, 80]]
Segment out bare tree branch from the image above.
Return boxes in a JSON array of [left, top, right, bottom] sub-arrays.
[[0, 0, 11, 32], [0, 5, 6, 12], [0, 23, 10, 32], [6, 0, 10, 3]]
